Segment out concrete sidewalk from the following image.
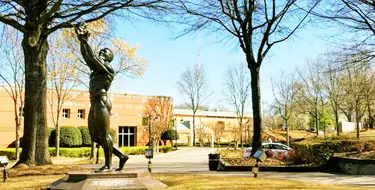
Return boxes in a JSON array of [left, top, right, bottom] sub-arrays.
[[79, 147, 375, 188]]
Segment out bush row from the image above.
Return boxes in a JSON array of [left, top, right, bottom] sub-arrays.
[[290, 139, 375, 166], [0, 146, 174, 160], [49, 126, 117, 147]]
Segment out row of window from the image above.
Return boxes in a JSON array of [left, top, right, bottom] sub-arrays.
[[62, 109, 85, 119]]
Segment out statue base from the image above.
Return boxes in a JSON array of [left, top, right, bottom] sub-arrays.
[[49, 169, 166, 190]]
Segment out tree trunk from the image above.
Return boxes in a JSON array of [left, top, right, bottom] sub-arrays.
[[334, 107, 340, 136], [249, 65, 262, 155], [345, 111, 353, 122], [315, 107, 319, 136], [15, 122, 21, 161], [16, 29, 51, 166], [192, 112, 196, 146], [323, 121, 326, 139], [247, 122, 251, 144], [90, 142, 96, 159], [356, 103, 360, 139], [367, 102, 373, 129], [13, 101, 21, 160], [239, 120, 243, 149], [286, 120, 289, 147], [55, 123, 60, 157]]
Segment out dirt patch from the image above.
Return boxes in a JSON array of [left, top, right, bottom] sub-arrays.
[[335, 151, 375, 160], [8, 164, 91, 177], [218, 149, 292, 166]]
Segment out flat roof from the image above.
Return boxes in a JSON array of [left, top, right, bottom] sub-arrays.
[[173, 108, 252, 118]]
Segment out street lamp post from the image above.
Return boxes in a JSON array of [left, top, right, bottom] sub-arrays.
[[145, 114, 153, 173], [174, 117, 178, 150], [145, 114, 159, 173]]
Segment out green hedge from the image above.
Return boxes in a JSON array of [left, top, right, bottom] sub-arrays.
[[49, 147, 91, 157], [60, 126, 82, 147], [290, 140, 375, 166], [0, 146, 174, 160], [78, 126, 91, 147], [161, 129, 179, 142], [49, 128, 56, 147], [159, 146, 173, 153], [0, 148, 17, 160], [109, 128, 117, 144], [49, 126, 82, 147], [50, 126, 117, 147]]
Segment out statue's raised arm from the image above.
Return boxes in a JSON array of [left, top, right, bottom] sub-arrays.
[[75, 22, 114, 76]]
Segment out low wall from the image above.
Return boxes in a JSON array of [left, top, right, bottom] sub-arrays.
[[334, 156, 375, 175]]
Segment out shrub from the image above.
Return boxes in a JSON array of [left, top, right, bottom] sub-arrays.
[[159, 146, 173, 153], [119, 146, 146, 155], [60, 126, 82, 147], [0, 148, 17, 160], [78, 126, 91, 147], [109, 128, 117, 144], [290, 139, 375, 166], [49, 147, 91, 157], [49, 128, 56, 147], [1, 145, 174, 160], [161, 129, 179, 144]]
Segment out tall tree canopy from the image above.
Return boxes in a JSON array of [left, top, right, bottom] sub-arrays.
[[175, 0, 321, 153], [0, 0, 167, 166]]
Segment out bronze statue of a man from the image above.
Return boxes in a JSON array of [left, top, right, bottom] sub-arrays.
[[76, 22, 128, 172]]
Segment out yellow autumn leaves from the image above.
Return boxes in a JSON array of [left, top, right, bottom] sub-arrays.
[[111, 38, 147, 77], [52, 19, 147, 80]]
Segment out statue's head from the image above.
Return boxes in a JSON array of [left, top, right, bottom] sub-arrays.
[[99, 48, 114, 63]]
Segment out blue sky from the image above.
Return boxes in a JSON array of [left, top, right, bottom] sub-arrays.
[[109, 18, 330, 112]]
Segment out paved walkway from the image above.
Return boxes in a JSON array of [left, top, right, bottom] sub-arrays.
[[80, 147, 375, 188]]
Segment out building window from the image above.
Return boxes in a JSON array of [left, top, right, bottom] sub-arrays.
[[118, 126, 137, 147], [78, 109, 85, 119], [62, 109, 70, 118]]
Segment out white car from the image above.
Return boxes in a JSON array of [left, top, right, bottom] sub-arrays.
[[243, 142, 292, 159]]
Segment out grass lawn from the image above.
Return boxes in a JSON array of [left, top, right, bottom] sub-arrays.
[[153, 174, 365, 190], [0, 172, 366, 190], [0, 153, 372, 189]]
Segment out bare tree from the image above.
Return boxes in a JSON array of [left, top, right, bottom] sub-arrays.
[[319, 1, 375, 63], [224, 62, 251, 149], [144, 96, 173, 152], [203, 120, 225, 148], [47, 30, 82, 157], [271, 72, 298, 146], [321, 54, 344, 136], [297, 61, 324, 136], [0, 0, 170, 166], [177, 63, 211, 146], [342, 55, 369, 139], [0, 26, 24, 160], [363, 69, 375, 129], [175, 0, 321, 153]]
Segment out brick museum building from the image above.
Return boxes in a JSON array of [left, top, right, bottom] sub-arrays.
[[0, 89, 252, 148]]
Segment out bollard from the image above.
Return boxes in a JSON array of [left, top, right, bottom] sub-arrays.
[[2, 166, 7, 182], [148, 159, 152, 173]]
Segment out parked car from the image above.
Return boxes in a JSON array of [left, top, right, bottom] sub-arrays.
[[243, 142, 293, 159]]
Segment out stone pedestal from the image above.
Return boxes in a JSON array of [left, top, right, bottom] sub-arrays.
[[49, 169, 166, 190]]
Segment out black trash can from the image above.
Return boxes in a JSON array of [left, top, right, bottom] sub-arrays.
[[208, 153, 220, 171]]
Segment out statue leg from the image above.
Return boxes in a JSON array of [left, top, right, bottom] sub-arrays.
[[113, 145, 129, 171], [96, 134, 113, 172], [93, 100, 113, 172]]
